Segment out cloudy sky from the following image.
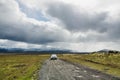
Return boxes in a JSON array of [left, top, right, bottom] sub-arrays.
[[0, 0, 120, 52]]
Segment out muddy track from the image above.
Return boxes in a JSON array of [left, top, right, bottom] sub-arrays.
[[39, 59, 120, 80]]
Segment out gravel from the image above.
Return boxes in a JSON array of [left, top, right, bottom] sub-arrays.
[[39, 59, 120, 80]]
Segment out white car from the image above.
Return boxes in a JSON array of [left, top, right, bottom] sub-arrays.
[[50, 54, 57, 60]]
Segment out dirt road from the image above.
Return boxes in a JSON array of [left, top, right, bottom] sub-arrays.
[[39, 59, 120, 80]]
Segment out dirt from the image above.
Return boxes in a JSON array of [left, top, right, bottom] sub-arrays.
[[39, 59, 120, 80]]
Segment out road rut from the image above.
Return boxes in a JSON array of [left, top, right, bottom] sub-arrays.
[[39, 59, 120, 80]]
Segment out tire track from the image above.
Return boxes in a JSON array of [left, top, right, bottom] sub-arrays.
[[39, 59, 120, 80]]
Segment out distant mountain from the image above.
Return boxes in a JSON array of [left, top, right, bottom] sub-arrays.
[[0, 47, 71, 54], [0, 47, 25, 53], [0, 48, 8, 52], [97, 49, 119, 53], [98, 49, 110, 52]]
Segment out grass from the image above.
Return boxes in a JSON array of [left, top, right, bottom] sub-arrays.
[[0, 54, 49, 80], [59, 53, 120, 77]]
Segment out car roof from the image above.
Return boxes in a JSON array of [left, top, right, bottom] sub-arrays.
[[51, 54, 57, 57]]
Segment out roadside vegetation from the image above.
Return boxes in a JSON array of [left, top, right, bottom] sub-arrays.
[[60, 52, 120, 77], [0, 54, 49, 80]]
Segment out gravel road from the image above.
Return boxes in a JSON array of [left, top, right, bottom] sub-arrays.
[[39, 59, 120, 80]]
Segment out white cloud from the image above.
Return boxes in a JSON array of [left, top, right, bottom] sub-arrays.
[[0, 0, 73, 44], [0, 0, 120, 51]]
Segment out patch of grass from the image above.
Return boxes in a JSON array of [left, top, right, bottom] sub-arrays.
[[0, 54, 49, 80], [60, 53, 120, 77]]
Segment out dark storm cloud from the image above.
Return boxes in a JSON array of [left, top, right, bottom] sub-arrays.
[[47, 2, 108, 33], [0, 0, 120, 45], [0, 0, 70, 44], [0, 21, 70, 44], [107, 22, 120, 41], [46, 1, 120, 42]]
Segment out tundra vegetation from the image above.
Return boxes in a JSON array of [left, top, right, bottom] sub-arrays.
[[0, 54, 49, 80], [59, 52, 120, 77]]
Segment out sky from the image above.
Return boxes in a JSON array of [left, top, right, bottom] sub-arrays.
[[0, 0, 120, 52]]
